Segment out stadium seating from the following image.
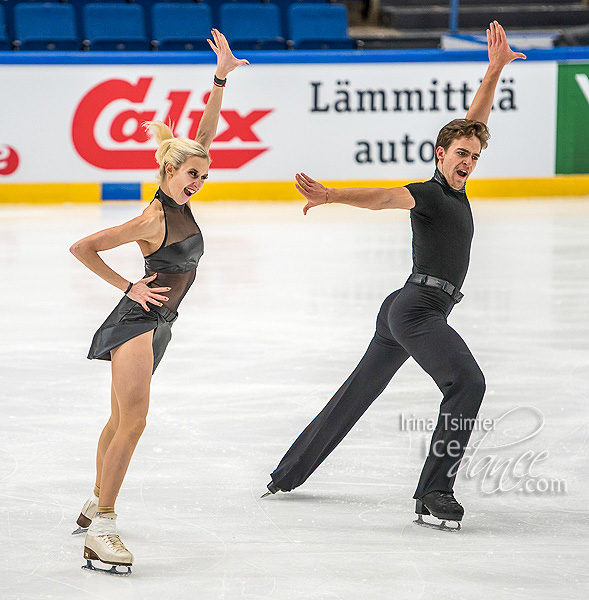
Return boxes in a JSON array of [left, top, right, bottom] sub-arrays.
[[151, 2, 212, 50], [83, 2, 149, 50], [288, 3, 354, 49], [380, 0, 589, 31], [13, 2, 78, 50], [220, 2, 284, 49], [1, 0, 586, 51], [265, 0, 325, 42], [0, 5, 9, 49]]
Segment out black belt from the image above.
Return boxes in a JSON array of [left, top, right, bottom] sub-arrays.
[[150, 303, 178, 323], [407, 273, 464, 303]]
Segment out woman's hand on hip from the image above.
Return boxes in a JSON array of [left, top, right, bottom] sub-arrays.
[[127, 274, 171, 311]]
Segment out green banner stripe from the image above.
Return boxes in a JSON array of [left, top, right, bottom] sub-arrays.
[[556, 63, 589, 175]]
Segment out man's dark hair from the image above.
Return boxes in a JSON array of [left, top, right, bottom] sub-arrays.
[[434, 119, 490, 165]]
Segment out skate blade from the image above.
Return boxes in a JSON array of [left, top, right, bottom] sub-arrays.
[[71, 526, 89, 535], [82, 559, 131, 576], [261, 482, 284, 498], [414, 514, 461, 532]]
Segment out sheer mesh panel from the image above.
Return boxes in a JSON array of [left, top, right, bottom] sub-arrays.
[[143, 193, 203, 312], [163, 200, 201, 245], [145, 269, 197, 312]]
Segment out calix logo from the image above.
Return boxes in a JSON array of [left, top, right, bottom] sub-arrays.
[[72, 77, 272, 170]]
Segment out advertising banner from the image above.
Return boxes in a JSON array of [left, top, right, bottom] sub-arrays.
[[0, 61, 557, 188], [556, 63, 589, 175]]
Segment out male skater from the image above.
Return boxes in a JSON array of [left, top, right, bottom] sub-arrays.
[[264, 22, 526, 530]]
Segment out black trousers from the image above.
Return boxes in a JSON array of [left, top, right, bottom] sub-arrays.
[[270, 282, 486, 499]]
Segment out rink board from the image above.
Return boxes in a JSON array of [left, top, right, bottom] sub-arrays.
[[0, 49, 587, 201]]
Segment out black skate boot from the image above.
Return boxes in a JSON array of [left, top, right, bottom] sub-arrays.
[[414, 491, 464, 532], [261, 481, 284, 498]]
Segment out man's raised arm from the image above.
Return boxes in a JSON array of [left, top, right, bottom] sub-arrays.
[[466, 21, 526, 125]]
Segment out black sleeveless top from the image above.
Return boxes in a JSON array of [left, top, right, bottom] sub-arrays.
[[405, 169, 474, 290], [143, 188, 204, 312]]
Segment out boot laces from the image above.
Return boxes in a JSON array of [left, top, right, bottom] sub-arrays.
[[438, 492, 459, 507], [101, 534, 128, 553]]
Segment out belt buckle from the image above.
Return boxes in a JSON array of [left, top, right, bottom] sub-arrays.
[[441, 280, 453, 295]]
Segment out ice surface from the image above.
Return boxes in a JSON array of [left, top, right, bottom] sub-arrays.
[[1, 198, 588, 599]]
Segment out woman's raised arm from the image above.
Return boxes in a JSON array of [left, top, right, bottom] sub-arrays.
[[195, 29, 249, 151]]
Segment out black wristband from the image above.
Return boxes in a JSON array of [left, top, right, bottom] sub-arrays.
[[214, 75, 227, 87], [125, 281, 133, 294]]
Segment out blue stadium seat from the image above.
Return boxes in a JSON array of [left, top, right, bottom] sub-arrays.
[[14, 3, 79, 50], [0, 5, 9, 50], [139, 0, 208, 33], [83, 2, 149, 50], [269, 0, 326, 41], [72, 1, 142, 43], [152, 2, 212, 50], [288, 3, 354, 49], [220, 3, 284, 50]]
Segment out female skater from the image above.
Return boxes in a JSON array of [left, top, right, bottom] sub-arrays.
[[69, 30, 248, 574]]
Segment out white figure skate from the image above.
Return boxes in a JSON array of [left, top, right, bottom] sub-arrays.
[[72, 494, 99, 535], [82, 513, 133, 576]]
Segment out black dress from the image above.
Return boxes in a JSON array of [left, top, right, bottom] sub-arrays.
[[87, 188, 204, 373]]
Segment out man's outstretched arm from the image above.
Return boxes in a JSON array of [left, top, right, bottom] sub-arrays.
[[295, 172, 415, 215], [466, 21, 526, 125]]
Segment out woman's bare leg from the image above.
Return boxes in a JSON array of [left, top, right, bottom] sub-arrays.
[[97, 330, 154, 508], [94, 383, 120, 491]]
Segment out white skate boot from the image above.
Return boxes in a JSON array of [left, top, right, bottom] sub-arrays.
[[82, 513, 133, 576], [72, 493, 99, 535]]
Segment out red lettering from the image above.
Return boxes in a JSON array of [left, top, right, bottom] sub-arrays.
[[187, 110, 204, 140], [72, 77, 158, 170], [163, 91, 191, 134], [0, 145, 19, 176], [72, 77, 271, 171], [110, 110, 155, 143], [215, 110, 272, 143]]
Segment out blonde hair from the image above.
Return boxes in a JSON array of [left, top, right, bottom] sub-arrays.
[[143, 121, 210, 184]]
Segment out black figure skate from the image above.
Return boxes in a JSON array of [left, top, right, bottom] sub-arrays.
[[414, 491, 464, 532], [261, 481, 284, 498]]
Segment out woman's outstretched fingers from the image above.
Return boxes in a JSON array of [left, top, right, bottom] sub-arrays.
[[209, 29, 250, 74]]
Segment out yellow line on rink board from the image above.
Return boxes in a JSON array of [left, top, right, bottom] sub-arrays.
[[0, 183, 101, 203], [144, 177, 589, 201], [466, 176, 589, 198], [0, 178, 587, 203]]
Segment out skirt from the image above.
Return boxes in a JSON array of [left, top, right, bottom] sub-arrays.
[[87, 295, 178, 373]]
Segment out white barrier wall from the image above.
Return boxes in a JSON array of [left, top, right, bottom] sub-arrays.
[[0, 52, 587, 200]]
